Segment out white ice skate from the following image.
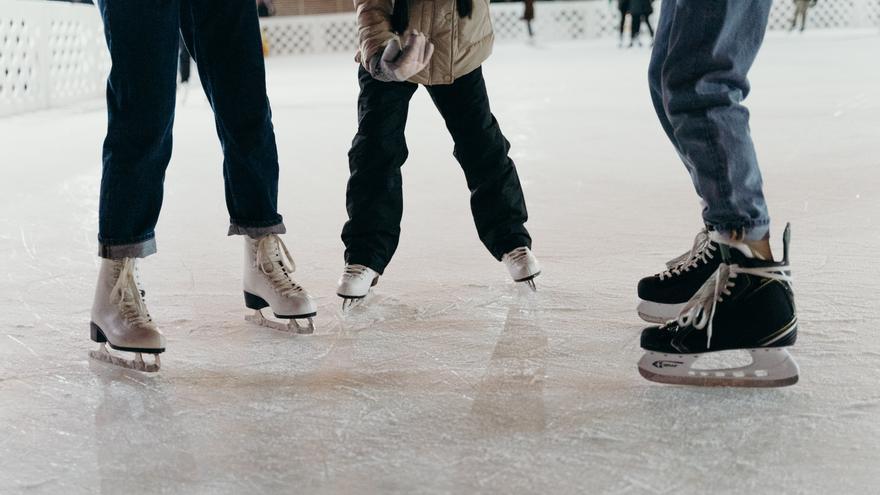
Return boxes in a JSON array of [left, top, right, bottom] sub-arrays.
[[243, 234, 317, 334], [337, 264, 379, 311], [89, 258, 164, 372], [503, 247, 541, 291]]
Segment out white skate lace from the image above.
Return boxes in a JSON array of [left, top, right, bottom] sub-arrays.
[[110, 259, 153, 327], [343, 264, 371, 280], [659, 230, 716, 280], [505, 247, 531, 265], [256, 235, 304, 297], [676, 262, 792, 347]]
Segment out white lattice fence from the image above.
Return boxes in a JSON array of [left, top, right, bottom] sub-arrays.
[[261, 14, 359, 56], [2, 0, 879, 117], [260, 0, 880, 56], [1, 10, 41, 115], [768, 0, 880, 30], [0, 0, 106, 117]]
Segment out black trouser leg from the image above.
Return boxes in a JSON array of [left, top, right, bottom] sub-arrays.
[[426, 67, 531, 260], [631, 14, 642, 40], [341, 67, 418, 274]]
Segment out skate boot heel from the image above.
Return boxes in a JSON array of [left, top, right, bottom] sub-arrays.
[[90, 322, 107, 343], [244, 291, 270, 310]]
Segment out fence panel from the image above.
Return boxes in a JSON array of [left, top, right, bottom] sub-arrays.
[[2, 0, 879, 117]]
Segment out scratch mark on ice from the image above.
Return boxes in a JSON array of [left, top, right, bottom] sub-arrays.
[[7, 334, 39, 356]]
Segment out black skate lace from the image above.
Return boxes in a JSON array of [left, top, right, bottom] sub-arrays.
[[110, 259, 154, 328], [255, 235, 304, 297], [659, 230, 716, 280], [677, 263, 792, 347], [505, 247, 531, 264]]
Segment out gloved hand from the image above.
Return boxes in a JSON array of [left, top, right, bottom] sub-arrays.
[[368, 31, 435, 82]]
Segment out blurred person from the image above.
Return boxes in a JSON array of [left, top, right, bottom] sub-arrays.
[[337, 0, 541, 309], [617, 0, 631, 47], [523, 0, 535, 40], [791, 0, 818, 32], [257, 0, 276, 17], [88, 0, 318, 373], [629, 0, 654, 47], [635, 0, 799, 387]]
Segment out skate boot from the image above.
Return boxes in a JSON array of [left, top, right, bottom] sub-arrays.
[[243, 234, 317, 334], [638, 224, 799, 388], [89, 258, 164, 372], [637, 229, 724, 323], [337, 264, 379, 311], [503, 246, 541, 291]]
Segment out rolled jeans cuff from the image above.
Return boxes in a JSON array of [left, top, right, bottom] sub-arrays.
[[227, 221, 286, 239], [709, 221, 771, 243], [98, 237, 157, 259]]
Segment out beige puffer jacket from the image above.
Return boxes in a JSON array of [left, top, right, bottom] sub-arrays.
[[354, 0, 494, 86]]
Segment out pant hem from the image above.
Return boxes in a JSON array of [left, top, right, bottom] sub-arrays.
[[344, 254, 388, 276], [98, 237, 157, 259], [227, 221, 287, 238], [488, 236, 532, 261]]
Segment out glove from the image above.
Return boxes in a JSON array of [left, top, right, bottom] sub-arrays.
[[369, 31, 435, 82]]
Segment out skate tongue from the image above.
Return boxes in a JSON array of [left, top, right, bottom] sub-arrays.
[[256, 235, 296, 274]]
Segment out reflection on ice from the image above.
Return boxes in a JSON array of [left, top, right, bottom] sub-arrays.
[[1, 33, 879, 493]]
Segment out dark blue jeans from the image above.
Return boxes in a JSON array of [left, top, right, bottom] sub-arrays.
[[96, 0, 285, 259], [649, 0, 772, 241]]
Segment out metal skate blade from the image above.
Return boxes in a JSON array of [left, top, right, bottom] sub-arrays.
[[637, 348, 799, 388], [291, 317, 315, 335], [526, 279, 537, 292], [245, 310, 315, 334], [340, 297, 366, 313], [89, 344, 160, 373]]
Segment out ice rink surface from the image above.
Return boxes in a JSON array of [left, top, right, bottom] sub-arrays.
[[1, 30, 879, 494]]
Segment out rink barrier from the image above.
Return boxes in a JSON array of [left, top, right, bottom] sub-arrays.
[[1, 0, 879, 116], [260, 0, 880, 56], [0, 0, 108, 117]]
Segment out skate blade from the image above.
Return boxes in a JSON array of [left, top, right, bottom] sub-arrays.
[[637, 348, 799, 388], [340, 296, 367, 313], [89, 344, 161, 373], [245, 310, 315, 335], [636, 300, 685, 324], [514, 273, 540, 292]]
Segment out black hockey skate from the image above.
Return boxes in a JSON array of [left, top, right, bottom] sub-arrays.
[[637, 229, 723, 323], [638, 224, 799, 388]]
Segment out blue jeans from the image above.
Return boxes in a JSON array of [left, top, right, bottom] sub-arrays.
[[649, 0, 772, 241], [96, 0, 285, 259]]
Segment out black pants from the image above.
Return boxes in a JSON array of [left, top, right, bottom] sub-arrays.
[[632, 14, 655, 40], [342, 66, 532, 274], [95, 0, 283, 258], [618, 1, 630, 37]]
